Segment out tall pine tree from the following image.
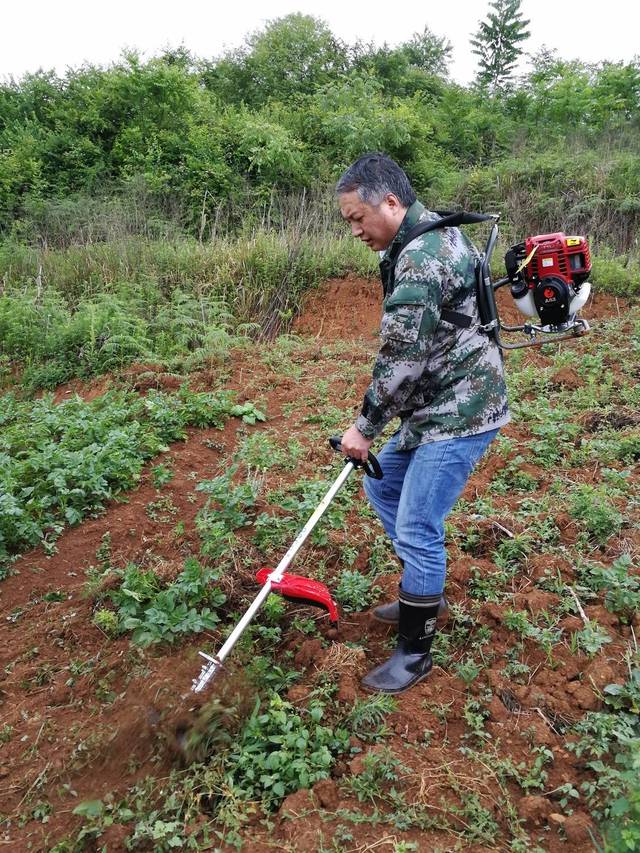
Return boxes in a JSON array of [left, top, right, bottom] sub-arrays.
[[471, 0, 530, 91]]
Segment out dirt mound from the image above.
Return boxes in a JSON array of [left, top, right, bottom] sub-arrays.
[[293, 274, 382, 340], [293, 271, 623, 344]]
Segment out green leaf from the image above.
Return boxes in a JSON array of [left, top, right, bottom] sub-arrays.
[[73, 800, 104, 818], [611, 797, 630, 816]]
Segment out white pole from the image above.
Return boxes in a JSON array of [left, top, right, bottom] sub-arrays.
[[192, 461, 355, 693]]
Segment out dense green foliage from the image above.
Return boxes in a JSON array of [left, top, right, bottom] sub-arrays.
[[0, 226, 373, 390], [226, 695, 350, 804], [103, 558, 226, 646], [1, 14, 639, 249], [0, 387, 264, 571], [1, 13, 638, 393]]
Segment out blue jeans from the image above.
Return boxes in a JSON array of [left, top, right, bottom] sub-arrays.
[[363, 429, 499, 597]]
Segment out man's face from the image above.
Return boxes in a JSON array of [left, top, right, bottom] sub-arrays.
[[339, 191, 406, 252]]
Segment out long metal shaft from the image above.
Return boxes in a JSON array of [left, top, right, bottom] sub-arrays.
[[192, 461, 355, 693]]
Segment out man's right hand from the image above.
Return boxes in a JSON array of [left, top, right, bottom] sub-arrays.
[[340, 424, 373, 463]]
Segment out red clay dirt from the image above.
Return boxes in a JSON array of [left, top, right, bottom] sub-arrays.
[[0, 276, 636, 851]]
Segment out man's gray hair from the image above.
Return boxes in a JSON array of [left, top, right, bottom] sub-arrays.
[[336, 153, 417, 207]]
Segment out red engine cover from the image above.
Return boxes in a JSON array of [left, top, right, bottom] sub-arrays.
[[524, 233, 591, 286]]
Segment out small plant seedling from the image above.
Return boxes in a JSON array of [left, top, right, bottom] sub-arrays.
[[335, 570, 378, 611], [455, 656, 481, 687], [151, 462, 174, 488], [145, 495, 178, 522], [575, 621, 613, 656], [92, 609, 119, 638]]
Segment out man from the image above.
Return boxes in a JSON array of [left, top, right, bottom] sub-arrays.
[[337, 153, 509, 694]]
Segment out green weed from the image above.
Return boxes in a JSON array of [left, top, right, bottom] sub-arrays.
[[92, 609, 119, 638], [151, 462, 174, 488], [578, 554, 640, 623], [226, 694, 349, 806], [106, 557, 226, 646], [569, 484, 624, 545], [0, 388, 262, 572], [344, 749, 405, 804], [575, 622, 613, 657], [335, 570, 378, 612], [347, 695, 397, 742]]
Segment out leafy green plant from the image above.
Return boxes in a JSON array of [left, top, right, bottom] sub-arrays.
[[604, 668, 640, 715], [92, 609, 119, 638], [569, 484, 623, 545], [578, 554, 640, 623], [226, 694, 349, 807], [107, 557, 226, 646], [261, 593, 287, 624], [236, 431, 283, 471], [344, 748, 405, 804], [196, 470, 258, 529], [455, 656, 481, 687], [447, 791, 499, 843], [367, 534, 399, 575], [252, 511, 295, 552], [151, 462, 175, 488], [575, 621, 613, 656], [0, 388, 262, 573], [195, 468, 258, 559], [493, 532, 534, 569], [269, 476, 354, 546], [488, 455, 539, 494], [601, 737, 640, 852], [335, 570, 377, 612], [568, 710, 638, 760], [468, 565, 511, 602], [346, 695, 397, 742], [462, 697, 489, 741]]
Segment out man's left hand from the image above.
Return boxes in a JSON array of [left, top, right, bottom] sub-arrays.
[[340, 424, 373, 463]]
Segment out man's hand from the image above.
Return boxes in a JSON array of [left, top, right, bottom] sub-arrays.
[[340, 424, 373, 463]]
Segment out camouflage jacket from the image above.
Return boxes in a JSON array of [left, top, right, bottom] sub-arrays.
[[355, 201, 510, 450]]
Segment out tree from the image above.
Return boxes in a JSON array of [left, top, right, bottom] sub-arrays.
[[471, 0, 530, 91], [204, 14, 348, 106], [350, 26, 452, 98], [402, 26, 453, 78]]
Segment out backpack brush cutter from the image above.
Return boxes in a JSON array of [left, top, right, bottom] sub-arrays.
[[191, 216, 592, 693], [191, 438, 383, 694], [392, 211, 593, 350]]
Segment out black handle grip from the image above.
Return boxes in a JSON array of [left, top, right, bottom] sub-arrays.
[[329, 436, 383, 480]]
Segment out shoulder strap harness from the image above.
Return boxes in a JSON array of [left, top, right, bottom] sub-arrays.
[[380, 210, 496, 330]]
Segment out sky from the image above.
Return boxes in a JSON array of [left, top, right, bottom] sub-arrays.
[[1, 0, 638, 85]]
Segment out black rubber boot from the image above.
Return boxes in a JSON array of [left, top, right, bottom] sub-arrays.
[[372, 591, 449, 627], [361, 591, 440, 694]]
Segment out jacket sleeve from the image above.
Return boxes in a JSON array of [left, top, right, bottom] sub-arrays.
[[356, 251, 445, 439]]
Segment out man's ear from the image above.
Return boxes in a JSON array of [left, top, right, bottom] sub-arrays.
[[384, 193, 406, 218], [384, 192, 401, 211]]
